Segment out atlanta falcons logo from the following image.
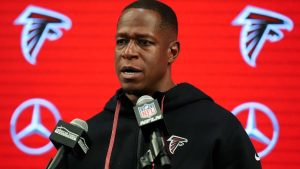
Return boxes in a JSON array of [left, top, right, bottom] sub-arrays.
[[167, 135, 188, 154], [232, 6, 293, 67], [14, 5, 71, 65]]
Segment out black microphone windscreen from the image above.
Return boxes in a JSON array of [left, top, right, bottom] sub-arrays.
[[49, 118, 91, 157]]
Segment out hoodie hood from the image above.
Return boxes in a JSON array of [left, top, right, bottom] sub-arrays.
[[103, 83, 213, 116], [163, 83, 213, 112]]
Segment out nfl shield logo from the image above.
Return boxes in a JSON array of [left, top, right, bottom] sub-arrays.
[[138, 103, 157, 118]]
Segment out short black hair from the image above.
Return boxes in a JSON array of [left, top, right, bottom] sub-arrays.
[[122, 0, 178, 37]]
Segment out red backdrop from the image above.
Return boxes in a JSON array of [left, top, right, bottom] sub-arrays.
[[1, 0, 299, 168]]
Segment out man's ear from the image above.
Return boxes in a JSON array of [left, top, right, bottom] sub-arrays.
[[168, 41, 180, 64]]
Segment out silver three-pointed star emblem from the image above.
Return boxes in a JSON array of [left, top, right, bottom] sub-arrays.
[[10, 98, 61, 155], [232, 102, 279, 158]]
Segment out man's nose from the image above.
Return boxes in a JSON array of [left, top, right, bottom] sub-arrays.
[[122, 40, 138, 59]]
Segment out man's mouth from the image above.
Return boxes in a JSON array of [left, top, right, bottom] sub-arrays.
[[120, 66, 143, 79], [121, 66, 142, 74]]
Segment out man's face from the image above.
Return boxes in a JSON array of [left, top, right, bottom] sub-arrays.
[[115, 8, 174, 95]]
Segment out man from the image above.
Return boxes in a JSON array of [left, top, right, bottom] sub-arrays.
[[62, 1, 262, 169]]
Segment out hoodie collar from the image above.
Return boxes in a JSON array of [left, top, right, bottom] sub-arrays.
[[103, 83, 213, 117]]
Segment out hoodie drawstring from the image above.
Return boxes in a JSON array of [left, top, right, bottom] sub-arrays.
[[105, 100, 121, 169], [161, 96, 165, 113], [105, 95, 166, 169]]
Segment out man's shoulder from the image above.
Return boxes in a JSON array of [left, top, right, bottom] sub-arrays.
[[167, 83, 242, 131], [184, 98, 239, 124], [175, 83, 239, 124], [87, 109, 113, 128], [86, 90, 119, 125]]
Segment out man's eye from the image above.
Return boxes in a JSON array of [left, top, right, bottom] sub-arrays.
[[137, 39, 153, 46], [116, 39, 128, 46]]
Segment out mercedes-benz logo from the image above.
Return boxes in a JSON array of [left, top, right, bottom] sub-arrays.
[[10, 98, 61, 155], [232, 102, 279, 158]]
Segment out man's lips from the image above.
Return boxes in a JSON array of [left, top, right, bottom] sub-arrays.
[[120, 66, 143, 79], [120, 66, 142, 73]]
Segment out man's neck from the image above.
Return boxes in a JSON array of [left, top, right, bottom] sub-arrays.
[[125, 93, 151, 105], [125, 83, 176, 104]]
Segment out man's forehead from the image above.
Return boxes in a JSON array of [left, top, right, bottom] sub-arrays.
[[120, 8, 161, 19], [116, 8, 162, 35], [118, 8, 161, 28]]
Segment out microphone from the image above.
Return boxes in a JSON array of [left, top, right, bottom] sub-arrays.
[[134, 95, 171, 169], [46, 118, 91, 169]]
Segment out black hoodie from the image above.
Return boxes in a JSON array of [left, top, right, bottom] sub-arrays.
[[63, 83, 262, 169]]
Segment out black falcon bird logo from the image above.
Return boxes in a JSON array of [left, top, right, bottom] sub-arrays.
[[232, 6, 293, 67], [14, 5, 71, 65]]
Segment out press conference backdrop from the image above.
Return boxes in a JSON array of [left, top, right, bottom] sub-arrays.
[[0, 0, 299, 168]]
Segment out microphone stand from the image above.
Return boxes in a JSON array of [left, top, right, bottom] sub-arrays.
[[140, 130, 171, 169], [46, 147, 66, 169]]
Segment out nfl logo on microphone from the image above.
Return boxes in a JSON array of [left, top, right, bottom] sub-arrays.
[[138, 103, 157, 119]]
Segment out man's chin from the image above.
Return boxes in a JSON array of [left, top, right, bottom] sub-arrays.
[[123, 88, 144, 96], [121, 85, 146, 96]]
